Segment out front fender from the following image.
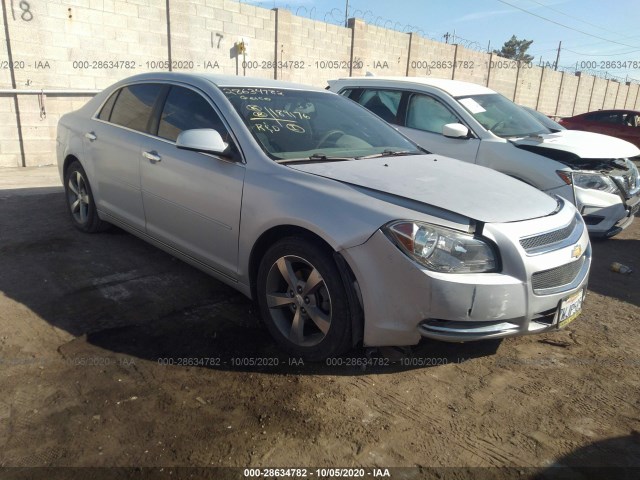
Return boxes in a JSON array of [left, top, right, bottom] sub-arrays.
[[236, 166, 472, 287]]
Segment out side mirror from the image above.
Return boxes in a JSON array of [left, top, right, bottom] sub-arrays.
[[176, 129, 229, 155], [442, 123, 469, 139]]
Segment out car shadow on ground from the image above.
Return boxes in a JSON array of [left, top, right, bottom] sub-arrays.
[[0, 191, 501, 376], [533, 432, 640, 479], [81, 301, 502, 375]]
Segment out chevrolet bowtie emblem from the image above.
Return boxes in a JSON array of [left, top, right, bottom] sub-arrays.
[[571, 245, 582, 259]]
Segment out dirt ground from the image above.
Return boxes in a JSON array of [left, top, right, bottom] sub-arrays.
[[0, 180, 639, 479]]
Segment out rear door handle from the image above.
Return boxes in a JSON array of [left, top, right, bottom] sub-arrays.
[[142, 150, 162, 163], [84, 132, 97, 141]]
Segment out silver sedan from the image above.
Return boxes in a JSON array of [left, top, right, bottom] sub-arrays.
[[57, 73, 591, 360]]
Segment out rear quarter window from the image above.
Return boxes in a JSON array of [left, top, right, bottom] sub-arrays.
[[97, 90, 119, 121]]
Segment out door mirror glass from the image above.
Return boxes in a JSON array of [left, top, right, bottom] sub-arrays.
[[442, 123, 469, 139], [176, 129, 229, 155]]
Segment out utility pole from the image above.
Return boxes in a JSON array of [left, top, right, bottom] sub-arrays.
[[444, 32, 450, 44], [554, 41, 561, 71], [344, 0, 349, 27]]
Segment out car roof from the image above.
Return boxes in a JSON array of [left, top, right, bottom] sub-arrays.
[[580, 109, 640, 115], [328, 76, 495, 97], [111, 72, 325, 91]]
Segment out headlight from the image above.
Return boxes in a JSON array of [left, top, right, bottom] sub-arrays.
[[383, 221, 498, 273], [557, 170, 619, 194]]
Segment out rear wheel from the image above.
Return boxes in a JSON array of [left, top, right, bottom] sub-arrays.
[[256, 237, 353, 361], [64, 160, 109, 233]]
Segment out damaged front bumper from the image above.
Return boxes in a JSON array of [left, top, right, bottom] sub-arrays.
[[341, 204, 591, 347], [549, 178, 639, 238]]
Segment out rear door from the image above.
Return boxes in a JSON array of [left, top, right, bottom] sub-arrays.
[[139, 84, 245, 278], [89, 83, 164, 230]]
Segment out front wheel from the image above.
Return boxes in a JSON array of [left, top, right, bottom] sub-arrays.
[[256, 237, 353, 361], [64, 160, 109, 233]]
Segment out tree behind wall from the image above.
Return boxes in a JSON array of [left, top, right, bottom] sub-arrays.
[[493, 35, 534, 63]]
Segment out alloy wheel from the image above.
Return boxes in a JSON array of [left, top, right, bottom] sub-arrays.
[[67, 170, 90, 224], [265, 255, 332, 347]]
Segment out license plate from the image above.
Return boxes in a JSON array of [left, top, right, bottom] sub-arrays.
[[558, 289, 584, 328]]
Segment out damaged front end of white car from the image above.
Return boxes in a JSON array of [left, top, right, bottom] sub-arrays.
[[512, 131, 640, 238]]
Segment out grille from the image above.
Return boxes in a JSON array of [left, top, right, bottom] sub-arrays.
[[532, 255, 586, 294], [520, 215, 580, 253]]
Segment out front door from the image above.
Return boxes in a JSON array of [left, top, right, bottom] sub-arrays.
[[139, 85, 245, 278], [398, 93, 481, 162]]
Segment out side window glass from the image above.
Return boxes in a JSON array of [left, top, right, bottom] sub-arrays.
[[97, 90, 119, 121], [586, 112, 620, 124], [622, 113, 639, 127], [109, 84, 162, 133], [338, 88, 353, 98], [158, 86, 229, 143], [406, 94, 459, 134], [357, 89, 402, 124]]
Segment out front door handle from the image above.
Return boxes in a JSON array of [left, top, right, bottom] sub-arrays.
[[142, 150, 162, 163], [84, 132, 97, 141]]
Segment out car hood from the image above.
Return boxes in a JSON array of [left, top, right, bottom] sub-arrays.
[[288, 155, 560, 223], [510, 130, 640, 159]]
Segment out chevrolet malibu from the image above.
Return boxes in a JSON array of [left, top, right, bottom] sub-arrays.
[[57, 73, 591, 360]]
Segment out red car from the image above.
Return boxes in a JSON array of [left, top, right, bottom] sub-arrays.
[[559, 109, 640, 148]]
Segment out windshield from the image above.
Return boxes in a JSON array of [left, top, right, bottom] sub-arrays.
[[455, 93, 551, 138], [521, 106, 566, 131], [220, 87, 420, 161]]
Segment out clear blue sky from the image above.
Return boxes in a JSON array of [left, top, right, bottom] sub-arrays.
[[246, 0, 640, 81]]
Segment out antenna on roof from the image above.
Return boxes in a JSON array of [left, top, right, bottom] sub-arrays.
[[365, 71, 375, 77]]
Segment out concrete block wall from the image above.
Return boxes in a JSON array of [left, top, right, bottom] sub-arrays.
[[170, 0, 276, 79], [536, 68, 562, 115], [1, 0, 172, 166], [451, 47, 488, 86], [555, 72, 579, 117], [0, 34, 12, 86], [572, 73, 594, 115], [278, 12, 351, 86], [513, 65, 543, 107], [615, 82, 629, 109], [406, 35, 456, 79], [349, 19, 409, 77], [0, 98, 21, 166], [602, 80, 618, 110], [2, 0, 639, 167], [588, 77, 608, 111], [627, 83, 640, 109], [487, 55, 518, 99]]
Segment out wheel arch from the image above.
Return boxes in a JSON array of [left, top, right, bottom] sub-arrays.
[[62, 154, 81, 178], [248, 224, 364, 347]]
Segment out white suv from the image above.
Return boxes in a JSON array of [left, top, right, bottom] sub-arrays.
[[328, 76, 640, 238]]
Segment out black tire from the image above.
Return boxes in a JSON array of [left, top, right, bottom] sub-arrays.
[[256, 236, 353, 361], [64, 160, 109, 233]]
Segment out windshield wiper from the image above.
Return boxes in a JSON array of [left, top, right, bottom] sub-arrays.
[[355, 150, 423, 160], [277, 153, 353, 164]]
